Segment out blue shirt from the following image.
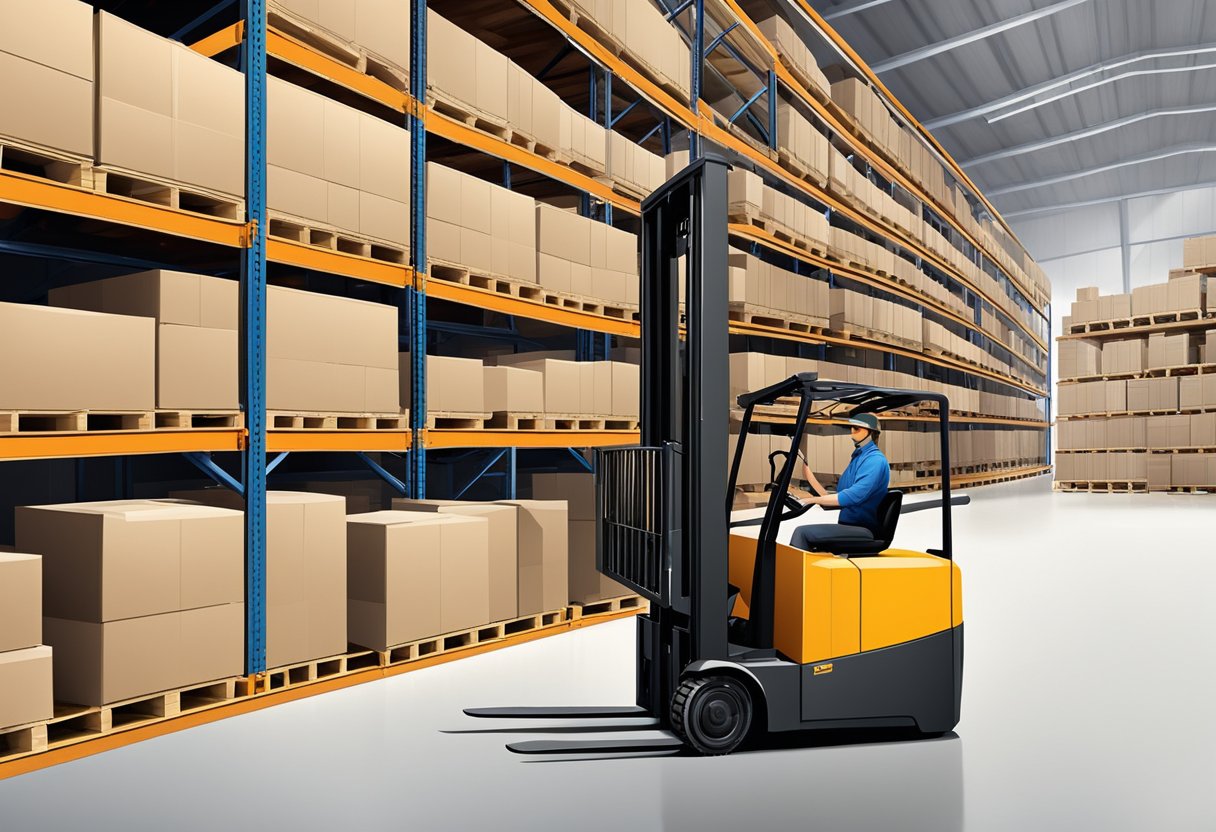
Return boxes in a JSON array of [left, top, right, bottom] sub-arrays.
[[836, 441, 890, 533]]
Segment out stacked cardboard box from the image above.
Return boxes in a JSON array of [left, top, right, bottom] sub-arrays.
[[775, 100, 829, 184], [828, 226, 896, 277], [268, 77, 410, 247], [50, 270, 238, 411], [535, 203, 639, 305], [484, 365, 544, 414], [171, 490, 347, 668], [18, 500, 244, 705], [827, 147, 921, 241], [829, 290, 923, 347], [399, 354, 486, 414], [0, 301, 155, 412], [609, 131, 667, 196], [96, 12, 244, 198], [531, 473, 629, 604], [728, 249, 830, 326], [347, 510, 491, 650], [269, 286, 399, 414], [494, 355, 640, 418], [755, 13, 830, 97], [561, 0, 690, 100], [0, 0, 93, 159], [727, 168, 831, 250], [427, 162, 537, 284], [1183, 234, 1216, 273], [0, 553, 53, 731], [271, 0, 409, 81]]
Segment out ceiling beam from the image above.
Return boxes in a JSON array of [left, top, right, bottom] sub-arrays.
[[822, 0, 898, 21], [871, 0, 1089, 74], [1003, 180, 1216, 220], [962, 104, 1216, 168], [925, 43, 1216, 130], [986, 143, 1216, 197]]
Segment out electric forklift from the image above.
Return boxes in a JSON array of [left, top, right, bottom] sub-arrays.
[[466, 156, 969, 756]]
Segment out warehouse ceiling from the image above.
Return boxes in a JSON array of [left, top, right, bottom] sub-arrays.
[[799, 0, 1216, 219]]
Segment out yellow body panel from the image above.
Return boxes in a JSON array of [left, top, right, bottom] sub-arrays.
[[772, 543, 860, 664], [728, 533, 758, 618], [854, 549, 953, 652]]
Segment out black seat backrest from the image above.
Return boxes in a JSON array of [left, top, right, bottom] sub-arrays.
[[876, 490, 904, 547]]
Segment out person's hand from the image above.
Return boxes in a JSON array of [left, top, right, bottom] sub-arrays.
[[802, 462, 813, 482]]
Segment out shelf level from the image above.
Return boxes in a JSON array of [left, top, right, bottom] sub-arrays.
[[0, 430, 242, 461]]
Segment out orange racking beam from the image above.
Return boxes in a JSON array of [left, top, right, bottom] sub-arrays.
[[425, 429, 639, 449], [0, 431, 243, 462]]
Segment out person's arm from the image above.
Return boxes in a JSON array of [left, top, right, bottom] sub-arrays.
[[833, 455, 886, 508], [801, 462, 827, 497]]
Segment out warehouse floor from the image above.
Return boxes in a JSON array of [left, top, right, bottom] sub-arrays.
[[2, 476, 1214, 831]]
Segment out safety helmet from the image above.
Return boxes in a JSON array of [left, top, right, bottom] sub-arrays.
[[846, 413, 881, 434]]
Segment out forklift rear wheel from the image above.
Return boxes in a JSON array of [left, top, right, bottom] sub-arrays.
[[671, 676, 754, 756]]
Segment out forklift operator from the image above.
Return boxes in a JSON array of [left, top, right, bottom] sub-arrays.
[[792, 413, 890, 550]]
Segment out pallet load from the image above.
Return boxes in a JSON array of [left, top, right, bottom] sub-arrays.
[[16, 500, 244, 706], [0, 301, 155, 427], [607, 131, 666, 198], [270, 0, 410, 92], [830, 287, 923, 349], [96, 12, 244, 211], [1183, 234, 1216, 274], [398, 353, 486, 422], [493, 354, 639, 421], [727, 167, 831, 254], [531, 472, 629, 605], [346, 510, 491, 652], [557, 0, 691, 101], [171, 490, 347, 669], [728, 248, 830, 329], [427, 161, 537, 286], [268, 76, 410, 254], [0, 0, 93, 164], [49, 270, 239, 413], [268, 286, 399, 417], [0, 553, 53, 735], [535, 203, 639, 308], [755, 13, 830, 98]]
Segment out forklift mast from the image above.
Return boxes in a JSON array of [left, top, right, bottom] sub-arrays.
[[595, 156, 732, 719]]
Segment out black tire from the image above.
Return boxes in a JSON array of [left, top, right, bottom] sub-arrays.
[[670, 676, 753, 756]]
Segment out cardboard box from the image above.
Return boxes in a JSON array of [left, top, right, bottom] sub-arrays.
[[532, 472, 627, 604], [16, 500, 243, 623], [399, 354, 486, 414], [0, 302, 155, 411], [1147, 332, 1192, 369], [276, 0, 410, 72], [0, 553, 41, 654], [97, 12, 244, 196], [496, 358, 582, 414], [44, 604, 243, 706], [437, 505, 518, 623], [0, 645, 54, 730], [611, 362, 640, 418], [495, 500, 568, 616], [483, 365, 544, 413], [169, 490, 347, 668]]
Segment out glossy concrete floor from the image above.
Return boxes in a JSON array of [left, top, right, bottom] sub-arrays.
[[2, 476, 1214, 831]]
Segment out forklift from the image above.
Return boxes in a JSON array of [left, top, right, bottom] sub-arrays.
[[466, 156, 969, 756]]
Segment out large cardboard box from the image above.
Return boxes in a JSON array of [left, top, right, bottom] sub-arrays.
[[170, 490, 347, 668], [0, 646, 54, 730], [274, 0, 410, 72], [0, 0, 94, 157], [49, 270, 239, 409], [16, 500, 243, 623], [96, 12, 244, 197], [495, 500, 569, 616], [399, 354, 486, 413], [0, 553, 42, 654], [1147, 332, 1192, 369], [44, 604, 243, 706], [484, 366, 544, 414], [531, 473, 628, 604], [495, 358, 582, 414], [0, 302, 155, 411]]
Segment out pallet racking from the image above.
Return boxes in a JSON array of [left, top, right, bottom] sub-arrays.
[[0, 0, 1052, 767]]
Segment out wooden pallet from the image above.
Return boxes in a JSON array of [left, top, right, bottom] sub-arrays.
[[268, 4, 408, 94], [0, 136, 92, 188], [428, 93, 515, 144], [1130, 310, 1208, 327], [377, 608, 569, 666], [0, 721, 48, 760], [92, 167, 243, 221], [830, 323, 922, 351], [269, 411, 409, 431], [486, 412, 640, 431], [155, 410, 244, 430], [776, 148, 828, 189], [729, 208, 829, 257], [1054, 480, 1148, 493], [428, 259, 637, 321], [569, 594, 647, 621], [728, 303, 829, 334], [239, 651, 380, 696], [0, 410, 154, 435], [425, 411, 493, 430], [267, 213, 407, 265]]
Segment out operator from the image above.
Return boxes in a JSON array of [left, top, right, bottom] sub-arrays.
[[792, 413, 890, 550]]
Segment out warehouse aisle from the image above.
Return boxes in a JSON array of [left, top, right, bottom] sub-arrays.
[[2, 477, 1213, 832]]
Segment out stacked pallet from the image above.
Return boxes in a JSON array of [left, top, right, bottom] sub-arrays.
[[1056, 273, 1215, 493]]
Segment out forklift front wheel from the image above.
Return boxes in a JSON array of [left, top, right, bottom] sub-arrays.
[[671, 676, 754, 756]]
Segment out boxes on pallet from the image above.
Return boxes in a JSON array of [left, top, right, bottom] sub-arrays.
[[1097, 293, 1131, 321], [347, 510, 490, 650], [0, 301, 155, 412], [1146, 415, 1190, 449], [1191, 412, 1216, 447], [755, 14, 830, 96], [532, 473, 628, 605], [608, 131, 666, 196], [96, 12, 244, 197], [1172, 454, 1216, 487], [0, 644, 53, 731], [535, 203, 638, 304], [484, 366, 544, 414], [50, 270, 239, 410], [1131, 283, 1170, 318], [270, 286, 399, 414], [268, 76, 410, 247], [775, 100, 829, 183], [495, 500, 569, 616], [1180, 375, 1216, 409], [0, 0, 93, 158], [561, 109, 608, 174], [399, 353, 485, 414], [390, 500, 518, 622], [17, 499, 245, 705], [1183, 234, 1216, 272], [0, 553, 41, 655], [1147, 332, 1194, 369], [171, 490, 347, 669], [273, 0, 410, 75], [1098, 338, 1145, 376], [426, 162, 536, 283], [496, 357, 581, 413]]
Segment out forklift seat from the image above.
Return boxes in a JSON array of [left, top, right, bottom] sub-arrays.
[[797, 490, 903, 556]]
